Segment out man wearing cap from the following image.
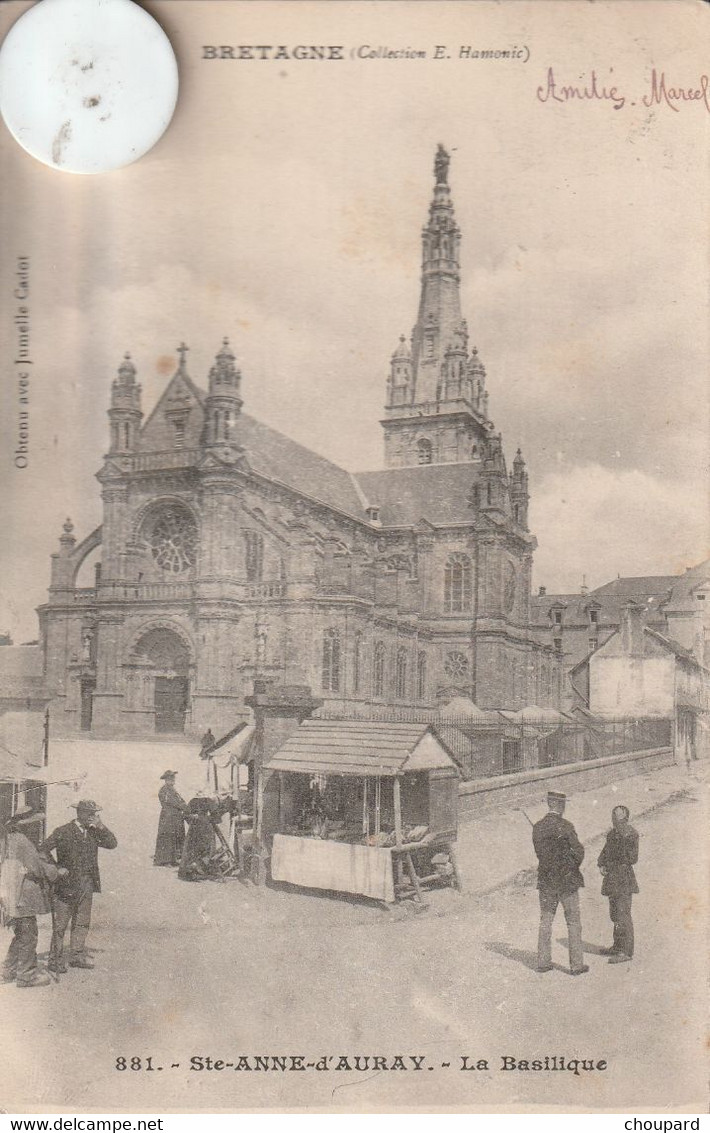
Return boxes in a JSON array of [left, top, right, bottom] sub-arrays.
[[40, 800, 117, 972], [532, 790, 589, 976], [1, 806, 66, 987], [597, 804, 639, 964]]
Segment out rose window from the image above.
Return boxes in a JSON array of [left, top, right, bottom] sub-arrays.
[[444, 651, 469, 679], [148, 507, 197, 574]]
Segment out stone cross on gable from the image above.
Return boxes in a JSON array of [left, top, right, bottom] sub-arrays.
[[176, 342, 189, 370]]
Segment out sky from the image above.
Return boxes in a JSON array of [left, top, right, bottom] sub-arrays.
[[0, 0, 708, 640]]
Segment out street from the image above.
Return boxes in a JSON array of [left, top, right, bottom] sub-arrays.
[[1, 741, 707, 1113]]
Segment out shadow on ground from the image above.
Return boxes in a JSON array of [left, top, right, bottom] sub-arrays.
[[485, 940, 564, 973]]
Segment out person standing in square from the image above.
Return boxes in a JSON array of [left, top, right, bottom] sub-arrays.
[[1, 806, 65, 988], [597, 804, 639, 964], [41, 799, 117, 972], [532, 790, 589, 976]]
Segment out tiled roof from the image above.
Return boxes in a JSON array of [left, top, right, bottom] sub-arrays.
[[645, 628, 705, 667], [530, 578, 675, 627], [236, 414, 368, 519], [572, 626, 706, 671], [264, 719, 456, 776], [591, 576, 678, 598], [664, 560, 710, 612], [354, 463, 478, 526]]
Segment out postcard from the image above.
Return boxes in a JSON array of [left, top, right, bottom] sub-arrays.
[[0, 0, 708, 1115]]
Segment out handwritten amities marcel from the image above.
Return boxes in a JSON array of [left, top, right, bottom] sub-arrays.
[[536, 66, 710, 113]]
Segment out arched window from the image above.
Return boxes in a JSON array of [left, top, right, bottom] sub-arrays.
[[353, 632, 363, 695], [417, 438, 433, 465], [395, 647, 408, 699], [244, 531, 264, 582], [322, 628, 341, 692], [444, 553, 472, 613], [373, 641, 386, 698], [417, 651, 427, 700]]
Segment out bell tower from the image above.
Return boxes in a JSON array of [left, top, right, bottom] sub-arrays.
[[108, 352, 142, 453], [381, 145, 495, 468], [202, 337, 243, 449]]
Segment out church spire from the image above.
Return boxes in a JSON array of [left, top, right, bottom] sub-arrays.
[[411, 143, 465, 404], [380, 147, 495, 468]]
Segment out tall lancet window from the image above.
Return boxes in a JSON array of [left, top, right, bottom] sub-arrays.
[[353, 632, 363, 695], [244, 531, 264, 582], [417, 652, 427, 700], [373, 641, 386, 698], [395, 647, 408, 699], [322, 628, 341, 693], [444, 553, 472, 613]]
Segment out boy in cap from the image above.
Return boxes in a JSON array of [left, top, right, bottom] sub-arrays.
[[532, 790, 589, 975], [40, 800, 117, 972], [597, 804, 639, 963], [1, 806, 67, 987]]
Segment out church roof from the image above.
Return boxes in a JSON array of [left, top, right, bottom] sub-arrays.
[[355, 463, 478, 526], [236, 413, 368, 519]]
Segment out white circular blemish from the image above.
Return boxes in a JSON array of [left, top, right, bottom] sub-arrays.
[[0, 0, 178, 173]]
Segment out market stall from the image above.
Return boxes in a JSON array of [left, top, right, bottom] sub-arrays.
[[259, 719, 461, 903]]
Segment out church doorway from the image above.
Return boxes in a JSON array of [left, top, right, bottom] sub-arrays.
[[132, 627, 192, 734], [154, 676, 189, 733]]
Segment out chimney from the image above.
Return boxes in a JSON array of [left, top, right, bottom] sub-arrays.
[[538, 585, 547, 597], [620, 601, 645, 655]]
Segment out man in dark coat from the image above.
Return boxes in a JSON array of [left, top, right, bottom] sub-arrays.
[[154, 771, 187, 866], [597, 804, 639, 963], [532, 790, 589, 975], [40, 799, 117, 972]]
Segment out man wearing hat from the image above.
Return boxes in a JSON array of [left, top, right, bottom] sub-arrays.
[[153, 771, 187, 867], [1, 806, 66, 987], [40, 800, 117, 972], [532, 790, 589, 975]]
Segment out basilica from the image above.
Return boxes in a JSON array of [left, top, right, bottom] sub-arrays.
[[38, 146, 562, 737]]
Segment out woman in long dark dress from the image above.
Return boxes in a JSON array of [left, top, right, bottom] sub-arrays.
[[177, 793, 221, 881], [153, 771, 187, 866]]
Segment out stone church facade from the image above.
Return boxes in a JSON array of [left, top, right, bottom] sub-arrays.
[[38, 147, 562, 737]]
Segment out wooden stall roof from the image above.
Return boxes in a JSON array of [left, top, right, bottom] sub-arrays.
[[264, 719, 459, 777]]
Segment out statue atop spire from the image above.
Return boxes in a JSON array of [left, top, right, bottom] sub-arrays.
[[434, 144, 450, 186]]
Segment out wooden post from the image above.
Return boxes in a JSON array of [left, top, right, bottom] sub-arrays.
[[393, 776, 403, 848], [251, 767, 268, 885], [405, 852, 424, 902], [43, 708, 50, 767]]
